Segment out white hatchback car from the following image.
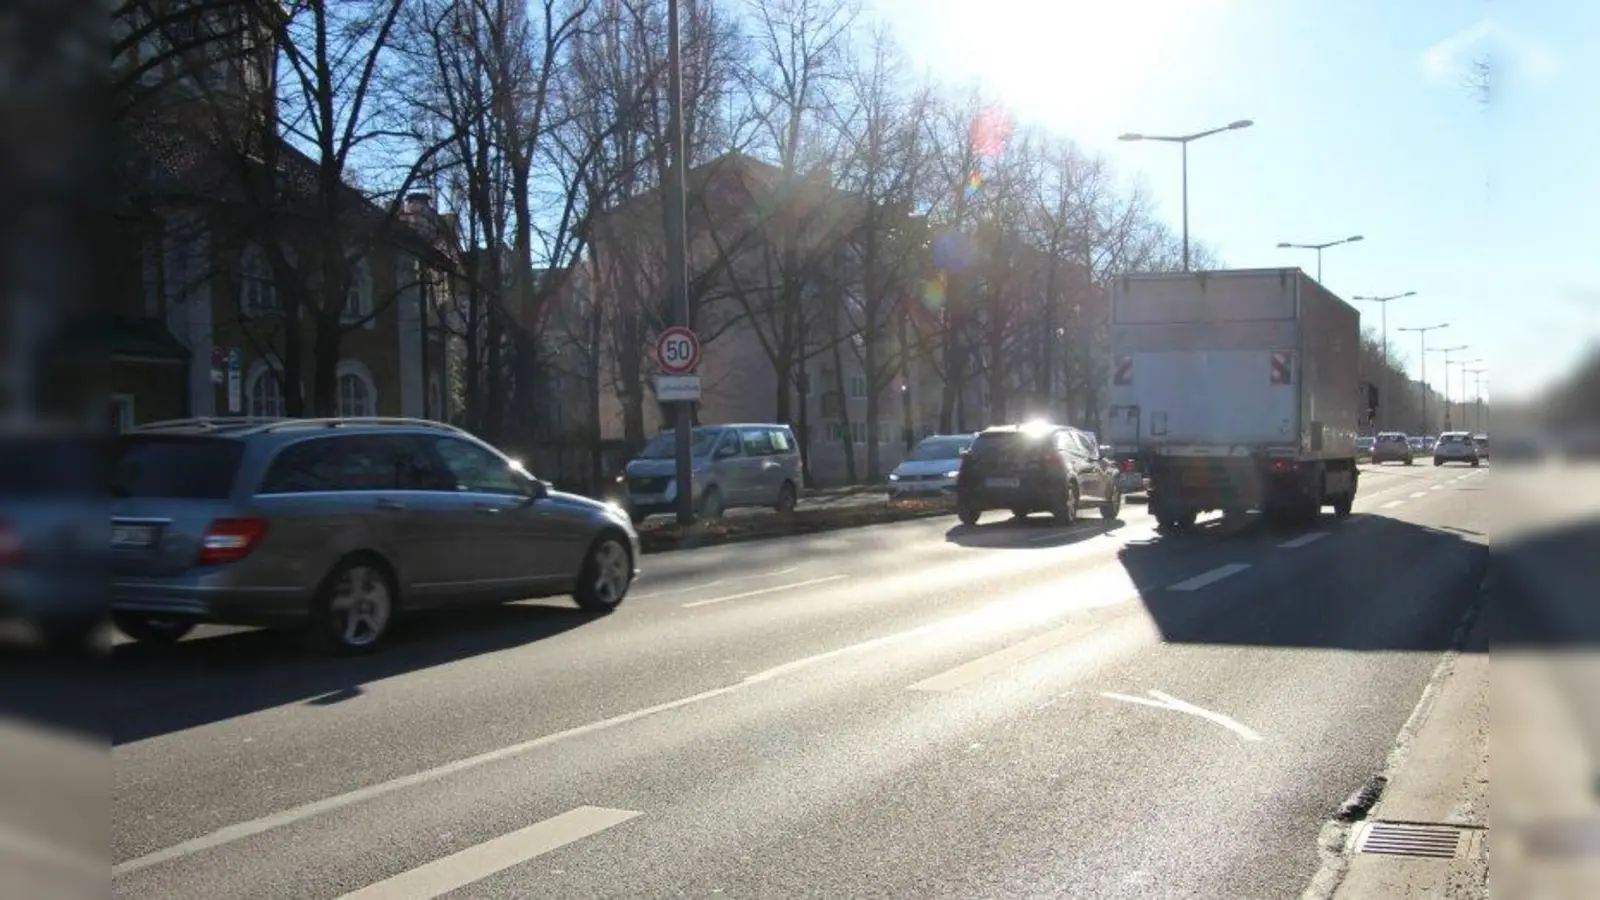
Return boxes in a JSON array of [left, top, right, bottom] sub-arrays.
[[887, 434, 975, 501], [1433, 431, 1481, 467]]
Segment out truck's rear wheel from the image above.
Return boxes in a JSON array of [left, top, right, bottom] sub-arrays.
[[1332, 491, 1354, 518]]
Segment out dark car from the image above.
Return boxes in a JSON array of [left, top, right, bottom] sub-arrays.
[[955, 423, 1120, 526]]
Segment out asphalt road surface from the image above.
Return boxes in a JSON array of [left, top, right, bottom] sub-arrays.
[[111, 461, 1497, 899]]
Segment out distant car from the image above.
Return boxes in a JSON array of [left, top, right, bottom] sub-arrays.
[[1433, 431, 1481, 467], [1407, 436, 1426, 454], [622, 423, 802, 522], [887, 434, 975, 501], [1102, 445, 1148, 495], [112, 417, 641, 653], [1472, 434, 1489, 458], [954, 423, 1120, 526], [1356, 436, 1375, 460], [1372, 432, 1415, 465]]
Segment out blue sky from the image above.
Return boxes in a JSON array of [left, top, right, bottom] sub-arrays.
[[863, 0, 1594, 403]]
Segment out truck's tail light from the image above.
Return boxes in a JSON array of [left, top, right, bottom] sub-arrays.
[[1121, 459, 1137, 472], [1269, 459, 1295, 475], [197, 517, 269, 566]]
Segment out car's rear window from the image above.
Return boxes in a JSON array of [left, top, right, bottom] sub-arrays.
[[970, 431, 1047, 455], [113, 436, 245, 499]]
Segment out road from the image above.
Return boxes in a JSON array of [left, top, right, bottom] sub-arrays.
[[109, 461, 1496, 898]]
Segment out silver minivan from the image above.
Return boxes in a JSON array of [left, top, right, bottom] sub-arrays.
[[622, 424, 802, 521]]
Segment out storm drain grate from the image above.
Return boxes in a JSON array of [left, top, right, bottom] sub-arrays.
[[1352, 821, 1476, 859]]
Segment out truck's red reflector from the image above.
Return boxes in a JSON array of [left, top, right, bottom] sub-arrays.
[[1121, 459, 1136, 472], [197, 517, 269, 565], [1269, 459, 1294, 474]]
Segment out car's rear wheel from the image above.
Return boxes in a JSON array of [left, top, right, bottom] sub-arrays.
[[574, 534, 632, 613], [1052, 483, 1079, 524], [112, 613, 195, 644], [308, 558, 395, 654], [775, 480, 798, 514], [957, 505, 980, 526]]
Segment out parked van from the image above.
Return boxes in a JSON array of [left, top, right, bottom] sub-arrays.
[[621, 424, 802, 522]]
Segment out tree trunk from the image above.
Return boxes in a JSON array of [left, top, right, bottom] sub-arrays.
[[831, 341, 857, 484]]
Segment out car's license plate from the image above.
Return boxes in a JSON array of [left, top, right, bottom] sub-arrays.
[[985, 477, 1020, 489], [112, 524, 159, 549]]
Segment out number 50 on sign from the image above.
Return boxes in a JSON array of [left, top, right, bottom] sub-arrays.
[[655, 326, 700, 375]]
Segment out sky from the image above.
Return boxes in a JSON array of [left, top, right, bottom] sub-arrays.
[[863, 0, 1596, 404]]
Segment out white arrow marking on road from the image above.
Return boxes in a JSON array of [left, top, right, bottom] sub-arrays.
[[339, 806, 641, 900], [1100, 689, 1263, 742]]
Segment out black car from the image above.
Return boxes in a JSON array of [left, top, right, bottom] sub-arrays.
[[955, 424, 1121, 526]]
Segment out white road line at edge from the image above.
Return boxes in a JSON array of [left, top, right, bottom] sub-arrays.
[[1382, 500, 1405, 509], [338, 807, 640, 900], [116, 602, 965, 876], [632, 566, 799, 600], [1167, 563, 1251, 592], [1277, 531, 1329, 549], [681, 574, 848, 608]]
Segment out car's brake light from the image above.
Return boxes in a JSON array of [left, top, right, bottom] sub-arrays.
[[1121, 459, 1136, 472], [0, 521, 23, 567], [196, 517, 269, 565]]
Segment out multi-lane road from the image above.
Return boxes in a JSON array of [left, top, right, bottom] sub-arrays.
[[106, 461, 1516, 898]]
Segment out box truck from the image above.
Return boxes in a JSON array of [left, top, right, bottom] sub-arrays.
[[1104, 268, 1372, 531]]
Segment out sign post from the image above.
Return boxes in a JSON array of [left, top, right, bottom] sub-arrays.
[[654, 325, 700, 522], [665, 0, 693, 525], [225, 347, 242, 413]]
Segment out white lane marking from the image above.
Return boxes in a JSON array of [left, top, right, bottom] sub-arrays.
[[1409, 491, 1428, 499], [1430, 484, 1444, 491], [1277, 531, 1328, 549], [1100, 689, 1263, 742], [338, 806, 640, 900], [632, 567, 799, 600], [1382, 500, 1404, 509], [681, 574, 848, 608], [1166, 563, 1250, 592], [908, 620, 1104, 692], [114, 574, 1141, 876]]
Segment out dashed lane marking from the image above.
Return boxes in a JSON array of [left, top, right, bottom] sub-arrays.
[[681, 574, 848, 608], [338, 806, 641, 900], [1382, 500, 1405, 509], [1277, 531, 1329, 549], [1167, 563, 1251, 592]]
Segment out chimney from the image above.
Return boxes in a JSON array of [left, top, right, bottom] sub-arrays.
[[404, 192, 433, 216]]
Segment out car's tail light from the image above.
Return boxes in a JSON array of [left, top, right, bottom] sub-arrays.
[[0, 521, 24, 567], [1269, 459, 1295, 474], [1121, 459, 1136, 472], [196, 517, 269, 565]]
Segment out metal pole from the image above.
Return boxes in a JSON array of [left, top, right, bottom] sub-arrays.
[[1378, 301, 1386, 429], [1418, 332, 1428, 434], [666, 0, 694, 525], [1180, 140, 1190, 271], [1315, 247, 1322, 284]]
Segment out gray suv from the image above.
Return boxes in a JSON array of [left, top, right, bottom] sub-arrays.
[[111, 417, 641, 653]]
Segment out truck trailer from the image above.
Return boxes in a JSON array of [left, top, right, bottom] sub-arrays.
[[1104, 268, 1367, 531]]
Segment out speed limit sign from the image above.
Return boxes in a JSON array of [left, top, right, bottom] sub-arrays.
[[654, 326, 700, 375]]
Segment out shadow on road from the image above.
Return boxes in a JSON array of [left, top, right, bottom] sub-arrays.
[[1486, 517, 1600, 648], [1118, 512, 1491, 653], [942, 515, 1122, 549], [109, 601, 598, 745]]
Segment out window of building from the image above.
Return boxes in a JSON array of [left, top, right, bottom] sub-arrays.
[[335, 360, 377, 417], [848, 376, 866, 399], [342, 255, 373, 325], [240, 243, 277, 316], [245, 361, 285, 417]]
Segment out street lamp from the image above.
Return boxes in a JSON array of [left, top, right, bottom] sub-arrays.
[[1351, 291, 1415, 428], [1398, 323, 1448, 433], [1455, 358, 1482, 430], [1465, 367, 1488, 432], [1278, 235, 1364, 283], [1119, 119, 1254, 272], [1429, 345, 1468, 430]]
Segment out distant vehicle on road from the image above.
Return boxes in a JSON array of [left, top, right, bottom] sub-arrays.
[[1356, 436, 1375, 460], [111, 417, 640, 653], [1472, 433, 1489, 458], [622, 423, 801, 522], [887, 434, 974, 502], [1102, 444, 1149, 496], [1372, 432, 1415, 465], [955, 422, 1120, 526], [1432, 431, 1481, 467], [1105, 268, 1364, 530]]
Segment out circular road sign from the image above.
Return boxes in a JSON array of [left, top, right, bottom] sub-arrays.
[[655, 326, 701, 375]]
